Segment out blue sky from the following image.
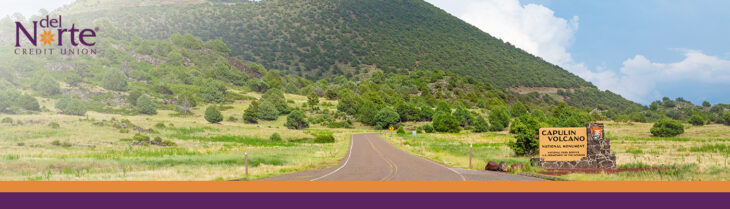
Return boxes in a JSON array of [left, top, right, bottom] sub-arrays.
[[427, 0, 730, 105], [4, 0, 729, 105]]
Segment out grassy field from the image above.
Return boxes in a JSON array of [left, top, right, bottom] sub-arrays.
[[0, 93, 368, 180], [385, 121, 729, 181]]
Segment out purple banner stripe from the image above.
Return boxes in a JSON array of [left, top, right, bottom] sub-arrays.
[[1, 193, 727, 208]]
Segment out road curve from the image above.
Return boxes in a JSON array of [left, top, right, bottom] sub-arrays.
[[261, 133, 540, 181]]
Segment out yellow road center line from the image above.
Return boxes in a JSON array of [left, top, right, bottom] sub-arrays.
[[368, 138, 397, 181]]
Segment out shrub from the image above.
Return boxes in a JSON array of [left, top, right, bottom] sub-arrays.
[[374, 107, 400, 129], [419, 105, 434, 121], [177, 92, 197, 108], [325, 89, 337, 100], [119, 128, 129, 133], [471, 115, 489, 133], [702, 101, 711, 107], [336, 89, 360, 116], [152, 136, 176, 146], [204, 105, 223, 124], [101, 69, 128, 91], [307, 92, 319, 107], [48, 122, 60, 129], [510, 102, 528, 118], [262, 88, 290, 114], [17, 94, 40, 111], [51, 140, 71, 148], [435, 101, 451, 113], [285, 110, 309, 129], [243, 100, 259, 123], [488, 106, 510, 131], [432, 112, 460, 133], [688, 113, 705, 126], [650, 119, 685, 137], [136, 94, 157, 115], [314, 133, 335, 143], [724, 113, 730, 126], [395, 102, 420, 122], [269, 133, 282, 141], [155, 122, 166, 128], [257, 100, 280, 120], [35, 75, 60, 96], [198, 80, 226, 103], [328, 119, 352, 128], [396, 126, 405, 134], [357, 100, 379, 126], [421, 124, 434, 133], [1, 117, 12, 124], [248, 79, 270, 93], [56, 98, 87, 116], [127, 89, 142, 106], [508, 115, 543, 155], [452, 107, 470, 127]]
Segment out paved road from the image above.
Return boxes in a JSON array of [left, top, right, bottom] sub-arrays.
[[262, 133, 540, 181]]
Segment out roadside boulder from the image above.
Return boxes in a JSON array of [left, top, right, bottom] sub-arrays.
[[498, 162, 508, 172], [510, 163, 524, 172], [485, 161, 499, 171]]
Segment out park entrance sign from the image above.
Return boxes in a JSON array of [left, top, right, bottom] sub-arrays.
[[539, 128, 587, 161], [531, 123, 617, 169]]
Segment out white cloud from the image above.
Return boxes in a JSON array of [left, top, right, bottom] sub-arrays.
[[455, 0, 578, 66], [427, 0, 730, 104], [583, 51, 730, 103]]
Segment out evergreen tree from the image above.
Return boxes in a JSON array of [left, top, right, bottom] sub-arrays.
[[17, 94, 39, 111], [136, 94, 157, 115], [650, 119, 684, 137], [374, 107, 400, 129], [337, 88, 361, 116], [471, 115, 489, 133], [257, 100, 280, 120], [688, 113, 705, 126], [243, 100, 259, 123], [307, 92, 319, 107], [419, 105, 435, 121], [435, 101, 451, 113], [508, 115, 542, 155], [101, 69, 128, 91], [204, 105, 223, 124], [358, 100, 379, 126], [510, 101, 528, 118], [488, 105, 511, 131], [325, 89, 338, 100], [285, 110, 309, 129], [262, 88, 289, 114], [198, 80, 226, 103], [432, 112, 460, 133], [56, 98, 86, 116], [452, 107, 471, 127]]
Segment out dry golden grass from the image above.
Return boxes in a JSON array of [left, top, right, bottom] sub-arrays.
[[385, 121, 729, 181], [0, 93, 366, 181]]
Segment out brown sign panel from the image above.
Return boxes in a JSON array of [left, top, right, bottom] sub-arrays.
[[539, 128, 587, 161]]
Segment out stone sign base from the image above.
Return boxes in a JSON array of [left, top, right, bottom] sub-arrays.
[[531, 123, 617, 169], [530, 155, 616, 169]]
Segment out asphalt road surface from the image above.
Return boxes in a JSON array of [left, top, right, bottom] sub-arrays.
[[262, 133, 540, 181]]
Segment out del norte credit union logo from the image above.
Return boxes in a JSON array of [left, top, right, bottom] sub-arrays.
[[14, 15, 97, 56]]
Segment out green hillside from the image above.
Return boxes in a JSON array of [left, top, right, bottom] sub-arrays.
[[60, 0, 589, 89]]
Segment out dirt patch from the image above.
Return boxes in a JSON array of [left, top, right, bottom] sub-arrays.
[[539, 168, 669, 176]]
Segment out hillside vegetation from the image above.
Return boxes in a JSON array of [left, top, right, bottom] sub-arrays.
[[61, 0, 590, 89]]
